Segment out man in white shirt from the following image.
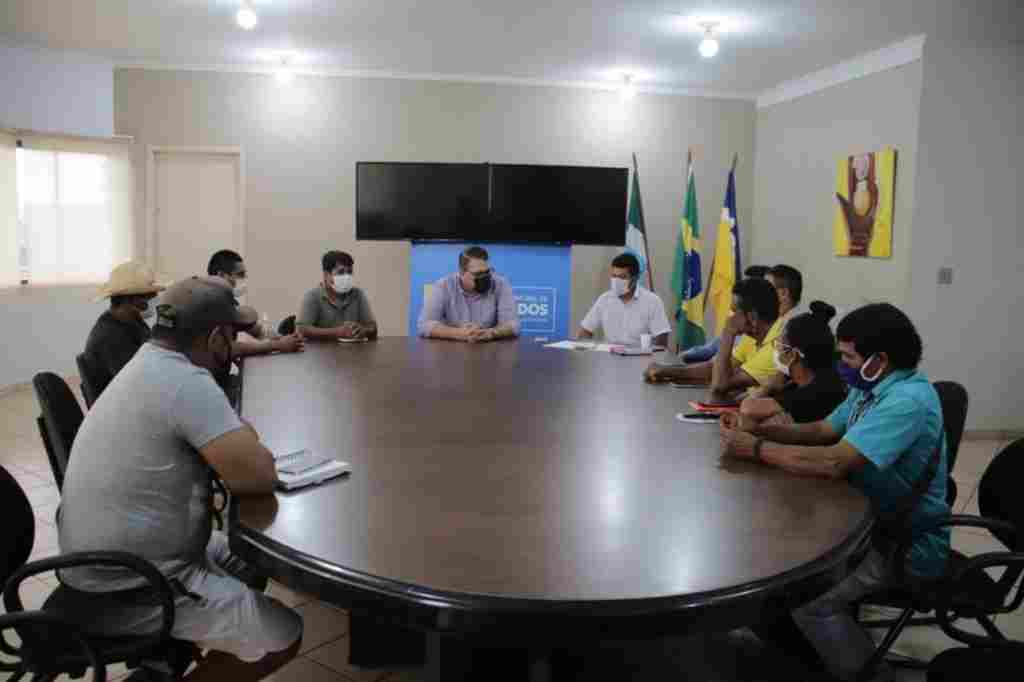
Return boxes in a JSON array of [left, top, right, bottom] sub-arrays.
[[578, 253, 671, 347]]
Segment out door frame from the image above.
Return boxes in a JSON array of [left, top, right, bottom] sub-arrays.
[[145, 145, 246, 273]]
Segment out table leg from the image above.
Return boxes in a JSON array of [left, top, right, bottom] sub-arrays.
[[348, 611, 426, 667]]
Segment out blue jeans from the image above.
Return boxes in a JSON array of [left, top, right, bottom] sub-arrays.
[[682, 335, 721, 363]]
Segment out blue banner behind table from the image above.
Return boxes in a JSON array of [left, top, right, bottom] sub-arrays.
[[408, 242, 571, 340]]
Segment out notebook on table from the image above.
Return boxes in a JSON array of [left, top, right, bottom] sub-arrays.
[[273, 449, 350, 491]]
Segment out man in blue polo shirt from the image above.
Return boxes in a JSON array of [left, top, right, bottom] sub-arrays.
[[719, 302, 949, 681]]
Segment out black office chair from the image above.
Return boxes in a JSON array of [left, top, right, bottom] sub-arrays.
[[933, 381, 968, 508], [0, 611, 107, 682], [856, 439, 1024, 680], [76, 353, 106, 409], [0, 464, 200, 681], [278, 315, 296, 336], [32, 373, 85, 491]]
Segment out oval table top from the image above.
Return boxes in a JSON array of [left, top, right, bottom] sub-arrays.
[[232, 338, 870, 634]]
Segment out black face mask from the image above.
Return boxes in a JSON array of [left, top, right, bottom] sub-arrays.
[[473, 273, 493, 294]]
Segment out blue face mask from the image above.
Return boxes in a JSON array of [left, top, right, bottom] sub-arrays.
[[838, 354, 884, 392]]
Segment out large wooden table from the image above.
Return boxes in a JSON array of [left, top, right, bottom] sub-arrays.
[[230, 338, 870, 668]]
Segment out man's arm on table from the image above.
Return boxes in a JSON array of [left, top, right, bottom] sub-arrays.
[[721, 416, 867, 480]]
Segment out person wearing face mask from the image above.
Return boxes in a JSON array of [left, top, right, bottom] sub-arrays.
[[207, 250, 304, 356], [417, 245, 520, 342], [296, 250, 378, 341], [577, 252, 670, 347], [734, 301, 845, 427], [720, 303, 949, 682], [84, 261, 167, 400], [59, 277, 304, 680]]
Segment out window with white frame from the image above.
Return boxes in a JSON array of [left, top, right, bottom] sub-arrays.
[[0, 135, 134, 287]]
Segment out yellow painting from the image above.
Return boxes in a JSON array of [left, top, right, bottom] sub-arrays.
[[833, 147, 896, 258]]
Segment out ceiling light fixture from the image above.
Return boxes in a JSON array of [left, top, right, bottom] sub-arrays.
[[698, 22, 720, 59], [621, 74, 637, 100], [236, 3, 259, 31], [275, 57, 294, 84]]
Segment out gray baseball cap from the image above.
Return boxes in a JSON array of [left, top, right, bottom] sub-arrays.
[[154, 276, 258, 334]]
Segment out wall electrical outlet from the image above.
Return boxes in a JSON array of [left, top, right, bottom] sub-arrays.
[[937, 267, 954, 285]]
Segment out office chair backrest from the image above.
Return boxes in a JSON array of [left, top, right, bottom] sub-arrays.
[[933, 381, 968, 473], [0, 465, 36, 589], [32, 372, 85, 491], [979, 439, 1024, 552], [278, 315, 296, 336], [75, 353, 104, 409]]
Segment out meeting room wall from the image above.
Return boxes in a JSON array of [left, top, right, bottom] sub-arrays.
[[750, 59, 923, 317], [0, 43, 114, 389], [113, 68, 755, 343], [905, 37, 1023, 433]]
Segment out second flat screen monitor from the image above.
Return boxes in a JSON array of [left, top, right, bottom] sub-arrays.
[[356, 163, 490, 241]]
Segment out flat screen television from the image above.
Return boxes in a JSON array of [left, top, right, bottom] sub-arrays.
[[356, 162, 490, 241], [490, 164, 627, 246], [356, 162, 627, 245]]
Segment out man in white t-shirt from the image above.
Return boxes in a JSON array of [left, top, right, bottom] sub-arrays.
[[578, 252, 671, 347]]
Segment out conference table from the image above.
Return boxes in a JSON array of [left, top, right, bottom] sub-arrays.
[[229, 338, 871, 679]]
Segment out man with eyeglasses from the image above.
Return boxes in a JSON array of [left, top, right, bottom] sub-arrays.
[[417, 245, 520, 343]]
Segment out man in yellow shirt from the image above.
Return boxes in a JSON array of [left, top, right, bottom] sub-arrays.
[[707, 278, 781, 400], [645, 269, 797, 389]]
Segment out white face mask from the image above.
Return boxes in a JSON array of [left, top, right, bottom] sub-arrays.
[[772, 348, 792, 376], [140, 307, 155, 321], [232, 281, 248, 299], [610, 277, 630, 297], [333, 274, 354, 294]]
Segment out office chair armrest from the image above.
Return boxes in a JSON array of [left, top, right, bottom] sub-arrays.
[[0, 610, 107, 681], [890, 514, 1019, 584], [3, 551, 176, 645], [935, 552, 1024, 648]]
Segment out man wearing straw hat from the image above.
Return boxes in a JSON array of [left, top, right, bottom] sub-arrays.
[[84, 261, 167, 398]]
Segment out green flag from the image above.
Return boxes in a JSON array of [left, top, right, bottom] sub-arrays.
[[671, 157, 706, 350]]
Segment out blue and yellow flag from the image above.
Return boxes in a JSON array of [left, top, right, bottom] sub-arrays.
[[671, 156, 705, 349], [706, 160, 741, 335]]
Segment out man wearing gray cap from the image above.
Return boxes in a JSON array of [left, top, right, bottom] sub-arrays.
[[58, 277, 302, 680]]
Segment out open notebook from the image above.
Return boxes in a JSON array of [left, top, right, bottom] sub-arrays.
[[273, 449, 350, 491]]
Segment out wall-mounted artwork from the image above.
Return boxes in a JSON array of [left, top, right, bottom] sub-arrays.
[[833, 147, 896, 258]]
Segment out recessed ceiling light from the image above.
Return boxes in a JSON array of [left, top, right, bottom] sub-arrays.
[[621, 75, 637, 99], [275, 57, 294, 85], [236, 3, 259, 31], [698, 22, 720, 58]]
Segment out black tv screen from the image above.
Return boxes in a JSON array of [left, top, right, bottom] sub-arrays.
[[490, 164, 627, 245], [356, 162, 490, 241], [355, 162, 628, 245]]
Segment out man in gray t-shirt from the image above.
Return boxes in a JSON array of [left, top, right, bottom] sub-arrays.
[[59, 277, 302, 677]]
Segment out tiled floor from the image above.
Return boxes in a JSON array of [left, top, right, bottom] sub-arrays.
[[1, 381, 1020, 681]]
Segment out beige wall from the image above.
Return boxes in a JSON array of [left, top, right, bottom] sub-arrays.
[[114, 69, 755, 341], [751, 60, 923, 316], [907, 38, 1023, 431]]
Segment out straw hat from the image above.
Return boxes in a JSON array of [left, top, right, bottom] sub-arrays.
[[95, 261, 167, 301]]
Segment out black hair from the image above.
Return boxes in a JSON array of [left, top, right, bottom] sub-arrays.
[[743, 265, 770, 279], [322, 250, 354, 273], [611, 252, 640, 280], [459, 246, 490, 271], [836, 303, 923, 369], [768, 264, 803, 305], [207, 249, 244, 276], [732, 277, 779, 323], [784, 301, 837, 371]]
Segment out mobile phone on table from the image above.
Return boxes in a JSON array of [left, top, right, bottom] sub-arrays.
[[675, 412, 720, 424]]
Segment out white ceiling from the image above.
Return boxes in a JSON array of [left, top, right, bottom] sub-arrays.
[[0, 1, 1019, 97]]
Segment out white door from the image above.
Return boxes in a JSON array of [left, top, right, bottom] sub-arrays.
[[152, 150, 242, 282]]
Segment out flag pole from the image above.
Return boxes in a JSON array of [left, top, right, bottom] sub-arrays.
[[632, 153, 655, 291]]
